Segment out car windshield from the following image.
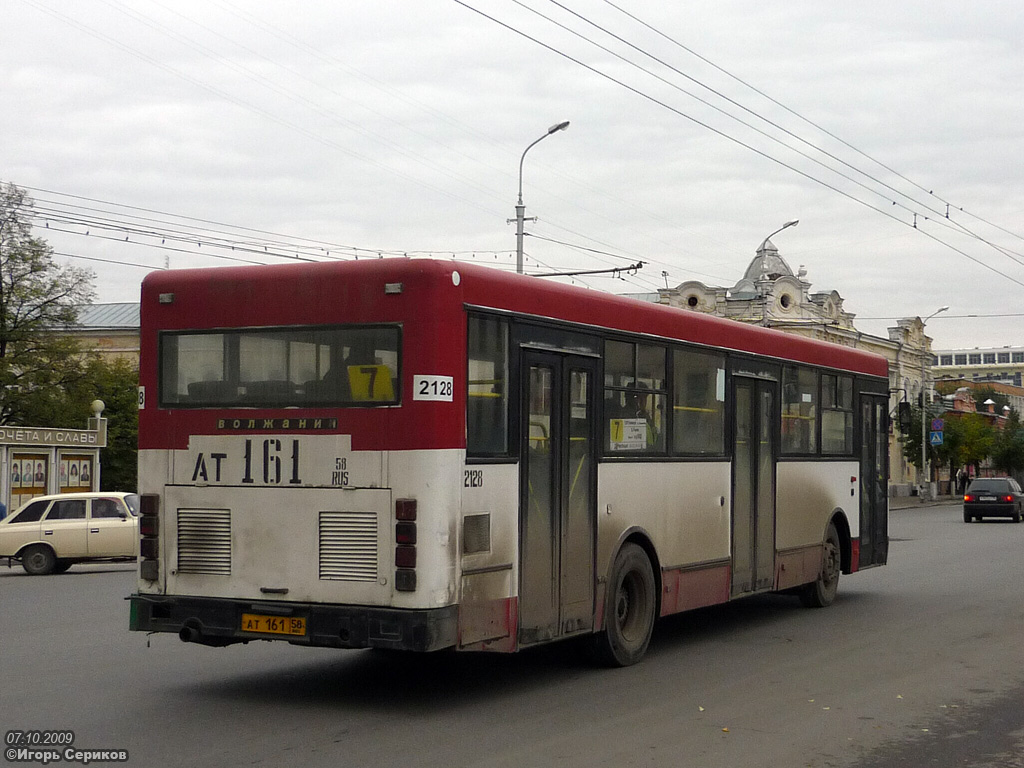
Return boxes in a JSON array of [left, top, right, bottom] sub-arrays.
[[967, 479, 1010, 493], [124, 494, 140, 516]]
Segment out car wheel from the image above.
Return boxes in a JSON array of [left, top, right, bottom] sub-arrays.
[[590, 543, 656, 667], [53, 559, 74, 574], [21, 545, 57, 576], [800, 523, 841, 608], [963, 510, 972, 523]]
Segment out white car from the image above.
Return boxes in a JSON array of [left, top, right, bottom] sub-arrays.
[[0, 492, 140, 575]]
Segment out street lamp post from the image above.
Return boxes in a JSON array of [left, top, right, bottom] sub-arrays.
[[756, 220, 798, 325], [757, 219, 799, 254], [514, 121, 570, 275], [920, 306, 949, 500]]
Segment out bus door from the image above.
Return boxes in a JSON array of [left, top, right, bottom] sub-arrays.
[[731, 376, 777, 596], [859, 394, 889, 567], [518, 350, 598, 645]]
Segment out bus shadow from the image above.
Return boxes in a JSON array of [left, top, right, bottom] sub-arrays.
[[191, 640, 597, 712], [190, 591, 882, 711]]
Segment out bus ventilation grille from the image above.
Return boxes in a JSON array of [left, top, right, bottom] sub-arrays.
[[463, 513, 491, 555], [177, 508, 232, 575], [319, 510, 378, 581]]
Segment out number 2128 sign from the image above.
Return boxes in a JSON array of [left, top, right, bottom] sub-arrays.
[[413, 375, 454, 402]]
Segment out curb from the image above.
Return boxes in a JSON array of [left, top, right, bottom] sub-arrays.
[[889, 496, 958, 511]]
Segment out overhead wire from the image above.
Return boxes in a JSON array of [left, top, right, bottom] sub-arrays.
[[451, 0, 1024, 289], [597, 0, 1024, 248], [13, 2, 1024, 295], [533, 0, 1024, 269]]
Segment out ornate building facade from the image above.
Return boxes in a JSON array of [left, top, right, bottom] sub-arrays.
[[655, 239, 937, 495]]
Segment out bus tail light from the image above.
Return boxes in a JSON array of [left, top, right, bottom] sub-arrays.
[[139, 493, 160, 582], [395, 522, 417, 544], [395, 498, 417, 520], [395, 498, 417, 591], [395, 545, 417, 568]]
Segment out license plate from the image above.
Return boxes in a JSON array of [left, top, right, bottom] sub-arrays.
[[240, 613, 307, 636], [979, 496, 997, 502]]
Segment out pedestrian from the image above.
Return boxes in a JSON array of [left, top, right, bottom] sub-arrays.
[[0, 500, 6, 521]]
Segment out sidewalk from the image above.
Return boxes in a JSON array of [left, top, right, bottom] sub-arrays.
[[889, 494, 958, 510]]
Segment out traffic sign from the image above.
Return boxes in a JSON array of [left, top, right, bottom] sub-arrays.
[[931, 418, 945, 431], [929, 431, 944, 446]]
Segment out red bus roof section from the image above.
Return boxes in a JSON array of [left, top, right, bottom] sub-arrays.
[[141, 258, 889, 378]]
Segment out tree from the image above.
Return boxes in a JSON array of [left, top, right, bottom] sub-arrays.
[[0, 181, 96, 425], [992, 411, 1024, 479], [935, 416, 967, 483], [898, 403, 943, 477], [20, 355, 139, 491], [960, 413, 996, 474]]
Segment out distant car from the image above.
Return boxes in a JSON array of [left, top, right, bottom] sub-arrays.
[[963, 478, 1024, 523], [0, 492, 140, 575]]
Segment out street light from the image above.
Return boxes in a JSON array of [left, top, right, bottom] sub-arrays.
[[756, 219, 798, 325], [514, 121, 570, 274], [920, 305, 949, 500], [757, 219, 799, 254]]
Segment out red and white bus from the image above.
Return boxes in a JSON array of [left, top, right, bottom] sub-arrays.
[[129, 258, 889, 665]]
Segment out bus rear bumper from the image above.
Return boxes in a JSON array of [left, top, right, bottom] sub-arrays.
[[129, 593, 458, 652]]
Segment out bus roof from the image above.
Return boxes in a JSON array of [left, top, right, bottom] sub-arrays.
[[142, 258, 889, 378]]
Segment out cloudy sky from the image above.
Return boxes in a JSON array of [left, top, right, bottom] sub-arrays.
[[3, 0, 1022, 350]]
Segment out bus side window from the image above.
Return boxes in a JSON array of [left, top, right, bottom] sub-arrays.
[[467, 316, 509, 456], [672, 349, 725, 455]]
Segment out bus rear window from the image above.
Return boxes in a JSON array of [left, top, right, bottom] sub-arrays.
[[160, 325, 401, 407]]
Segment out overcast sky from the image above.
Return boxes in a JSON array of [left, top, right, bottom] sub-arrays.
[[3, 0, 1022, 350]]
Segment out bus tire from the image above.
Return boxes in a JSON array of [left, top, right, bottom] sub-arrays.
[[22, 545, 57, 576], [592, 543, 656, 667], [799, 523, 841, 608]]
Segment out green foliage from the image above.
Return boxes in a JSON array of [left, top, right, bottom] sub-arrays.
[[935, 416, 966, 479], [960, 413, 996, 471], [1, 182, 96, 425], [992, 412, 1024, 477], [898, 403, 997, 479], [897, 403, 939, 472]]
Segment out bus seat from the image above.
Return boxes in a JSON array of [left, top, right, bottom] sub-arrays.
[[244, 380, 297, 403], [187, 380, 235, 403]]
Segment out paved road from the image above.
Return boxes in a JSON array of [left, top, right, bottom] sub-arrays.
[[2, 502, 1023, 768]]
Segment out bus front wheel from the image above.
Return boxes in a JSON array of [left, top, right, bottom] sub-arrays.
[[592, 543, 656, 667], [799, 523, 841, 608]]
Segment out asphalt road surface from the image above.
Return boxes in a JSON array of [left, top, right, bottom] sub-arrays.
[[2, 502, 1023, 768]]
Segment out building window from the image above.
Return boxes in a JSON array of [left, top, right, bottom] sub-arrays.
[[984, 353, 996, 364], [1013, 353, 1024, 363], [998, 353, 1011, 364], [940, 356, 953, 366], [955, 354, 967, 365], [782, 366, 817, 455], [969, 354, 982, 365]]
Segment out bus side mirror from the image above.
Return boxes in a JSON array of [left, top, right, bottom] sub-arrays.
[[898, 402, 912, 432]]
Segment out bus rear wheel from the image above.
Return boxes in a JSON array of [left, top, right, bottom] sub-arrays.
[[592, 543, 656, 667], [799, 523, 841, 608]]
